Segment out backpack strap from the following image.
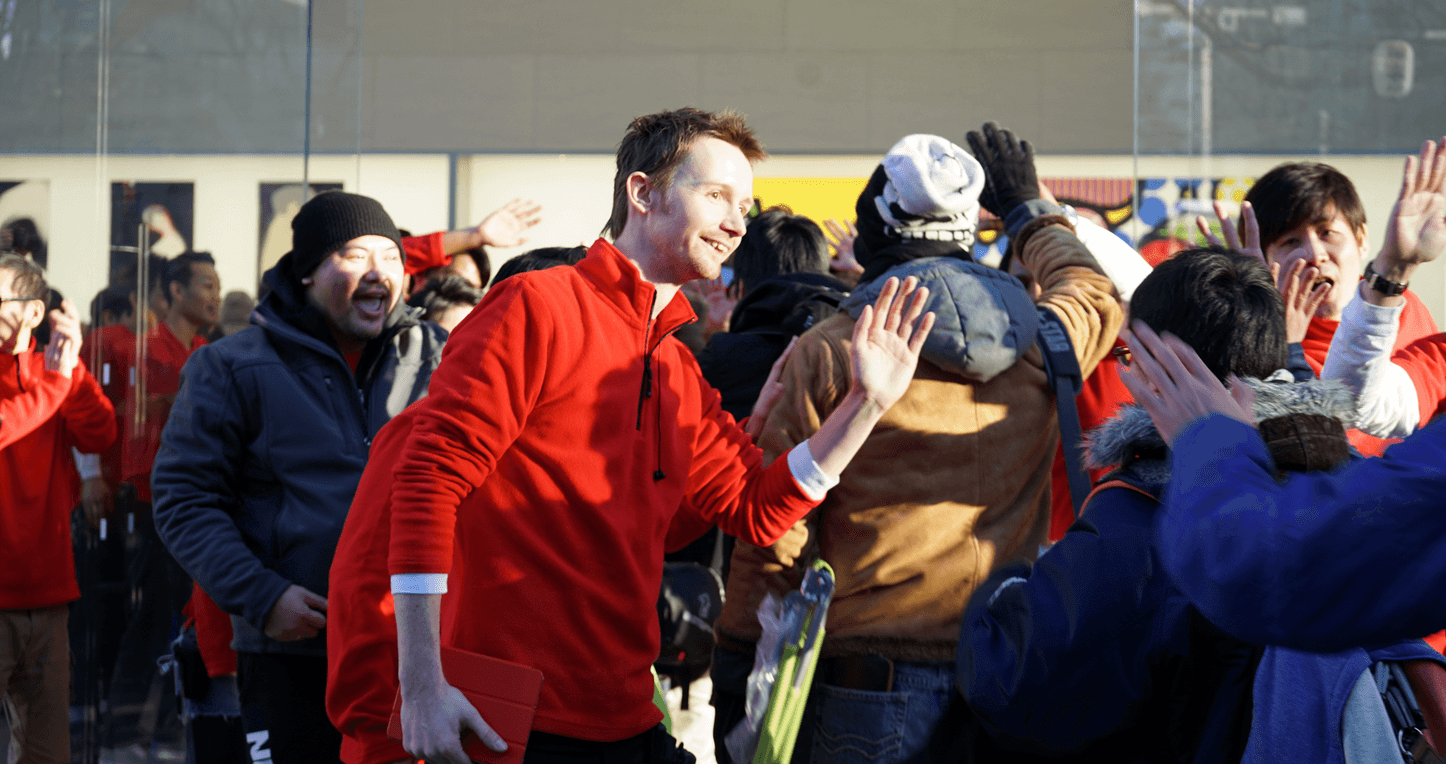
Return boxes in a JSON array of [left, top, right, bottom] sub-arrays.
[[1081, 479, 1158, 516], [1036, 307, 1089, 519]]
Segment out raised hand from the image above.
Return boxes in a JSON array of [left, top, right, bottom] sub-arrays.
[[473, 198, 543, 248], [44, 298, 81, 377], [1119, 321, 1256, 447], [849, 276, 935, 410], [1196, 200, 1267, 267], [965, 121, 1040, 219], [1277, 259, 1331, 343], [823, 219, 863, 276], [1382, 137, 1446, 269]]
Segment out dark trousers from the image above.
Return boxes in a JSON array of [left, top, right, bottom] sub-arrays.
[[237, 653, 341, 764], [103, 501, 190, 749], [524, 726, 691, 764]]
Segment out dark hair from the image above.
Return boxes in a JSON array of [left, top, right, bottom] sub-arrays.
[[732, 207, 829, 294], [2, 218, 47, 269], [605, 107, 766, 240], [0, 252, 47, 302], [407, 274, 485, 322], [491, 246, 587, 286], [1130, 246, 1287, 380], [459, 247, 492, 287], [162, 251, 216, 305], [1244, 162, 1367, 251], [90, 284, 134, 326]]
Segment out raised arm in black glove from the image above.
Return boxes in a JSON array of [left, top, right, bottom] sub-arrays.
[[965, 122, 1041, 220]]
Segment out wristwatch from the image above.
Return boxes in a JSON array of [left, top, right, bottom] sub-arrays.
[[1363, 261, 1408, 297]]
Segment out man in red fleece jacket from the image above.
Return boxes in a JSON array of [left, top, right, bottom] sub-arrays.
[[0, 253, 116, 764], [338, 108, 935, 764]]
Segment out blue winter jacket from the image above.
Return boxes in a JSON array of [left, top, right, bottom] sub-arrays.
[[1157, 413, 1446, 651], [957, 397, 1276, 763], [1245, 641, 1446, 764], [152, 273, 446, 656]]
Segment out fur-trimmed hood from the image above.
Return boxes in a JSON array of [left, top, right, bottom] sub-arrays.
[[1084, 377, 1357, 481]]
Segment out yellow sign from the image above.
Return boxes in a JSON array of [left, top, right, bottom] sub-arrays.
[[752, 177, 869, 226]]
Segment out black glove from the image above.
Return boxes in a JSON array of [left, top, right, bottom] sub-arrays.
[[965, 122, 1041, 220]]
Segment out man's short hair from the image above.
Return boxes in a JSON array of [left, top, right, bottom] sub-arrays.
[[407, 275, 485, 322], [604, 107, 766, 240], [1244, 162, 1367, 249], [0, 252, 47, 302], [731, 207, 829, 295], [1130, 246, 1287, 380], [162, 251, 216, 305]]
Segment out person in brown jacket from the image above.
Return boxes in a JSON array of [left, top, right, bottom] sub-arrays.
[[711, 125, 1123, 764]]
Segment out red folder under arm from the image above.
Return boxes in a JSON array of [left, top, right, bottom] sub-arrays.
[[387, 646, 545, 764]]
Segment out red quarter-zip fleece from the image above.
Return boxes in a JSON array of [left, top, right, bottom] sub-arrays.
[[383, 239, 820, 742], [0, 346, 116, 609]]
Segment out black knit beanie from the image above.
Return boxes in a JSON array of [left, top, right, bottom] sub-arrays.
[[276, 191, 403, 286]]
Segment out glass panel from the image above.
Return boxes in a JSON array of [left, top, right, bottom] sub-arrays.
[[1134, 0, 1446, 324]]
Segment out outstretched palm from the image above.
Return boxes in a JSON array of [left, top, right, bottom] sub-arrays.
[[1388, 138, 1446, 267], [850, 276, 935, 410], [474, 198, 544, 248]]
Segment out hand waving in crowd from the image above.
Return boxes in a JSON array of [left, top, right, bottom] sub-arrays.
[[1197, 200, 1328, 342], [471, 198, 543, 248]]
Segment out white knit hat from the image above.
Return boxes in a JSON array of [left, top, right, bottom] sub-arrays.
[[874, 134, 985, 246]]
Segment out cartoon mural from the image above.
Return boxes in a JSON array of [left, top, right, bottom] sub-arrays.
[[754, 174, 1257, 268]]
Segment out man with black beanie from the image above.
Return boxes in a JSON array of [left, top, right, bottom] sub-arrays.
[[152, 191, 447, 764]]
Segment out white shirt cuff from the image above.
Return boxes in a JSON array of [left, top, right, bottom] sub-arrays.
[[787, 439, 838, 501], [390, 573, 448, 594], [73, 449, 103, 481]]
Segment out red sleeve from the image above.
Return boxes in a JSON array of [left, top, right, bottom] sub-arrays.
[[676, 353, 821, 550], [1396, 290, 1440, 349], [1394, 332, 1446, 428], [402, 231, 450, 276], [0, 359, 69, 451], [387, 279, 552, 577], [60, 364, 118, 454]]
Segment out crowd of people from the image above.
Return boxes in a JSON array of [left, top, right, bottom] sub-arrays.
[[2, 106, 1445, 764]]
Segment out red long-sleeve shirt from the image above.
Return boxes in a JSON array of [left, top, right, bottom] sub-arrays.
[[1394, 332, 1446, 427], [377, 239, 819, 742], [0, 346, 116, 609]]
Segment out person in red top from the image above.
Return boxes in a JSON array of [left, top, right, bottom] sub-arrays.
[[0, 253, 117, 764], [332, 108, 936, 764], [1241, 160, 1439, 456], [108, 251, 220, 756]]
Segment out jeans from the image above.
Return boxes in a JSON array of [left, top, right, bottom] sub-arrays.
[[808, 661, 954, 764]]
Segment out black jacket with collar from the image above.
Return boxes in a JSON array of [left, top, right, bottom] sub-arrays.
[[152, 274, 446, 656]]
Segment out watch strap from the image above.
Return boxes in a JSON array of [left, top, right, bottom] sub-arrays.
[[1364, 261, 1408, 297]]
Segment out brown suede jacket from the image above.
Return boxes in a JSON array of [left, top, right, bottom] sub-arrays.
[[715, 219, 1123, 661]]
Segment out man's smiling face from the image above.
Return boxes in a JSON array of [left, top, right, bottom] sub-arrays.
[[305, 234, 404, 351], [642, 136, 754, 284]]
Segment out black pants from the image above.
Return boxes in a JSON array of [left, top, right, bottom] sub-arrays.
[[524, 726, 692, 764], [237, 653, 342, 764]]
